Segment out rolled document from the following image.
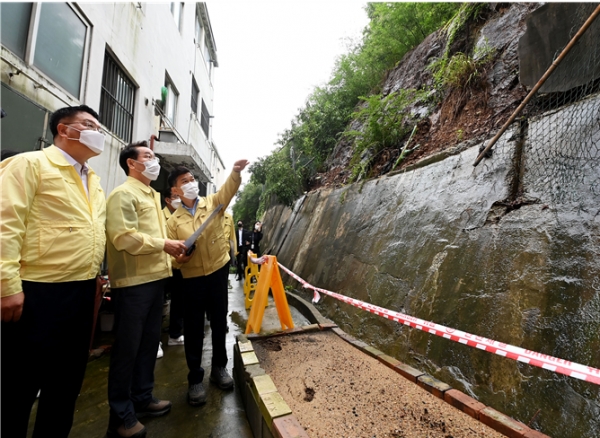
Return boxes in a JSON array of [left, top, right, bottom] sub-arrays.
[[184, 204, 224, 255]]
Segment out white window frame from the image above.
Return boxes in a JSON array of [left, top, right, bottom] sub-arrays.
[[204, 40, 212, 77], [194, 11, 203, 45], [19, 2, 92, 100], [164, 73, 179, 127], [191, 75, 199, 116], [170, 2, 184, 32]]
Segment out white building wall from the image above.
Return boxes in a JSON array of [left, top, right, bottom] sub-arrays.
[[0, 2, 224, 196]]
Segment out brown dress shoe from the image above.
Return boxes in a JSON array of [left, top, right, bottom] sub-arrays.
[[135, 397, 172, 418], [115, 421, 146, 438]]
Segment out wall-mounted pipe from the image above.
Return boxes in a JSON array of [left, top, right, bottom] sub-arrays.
[[149, 134, 157, 151]]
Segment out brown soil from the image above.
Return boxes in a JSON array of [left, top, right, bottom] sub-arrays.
[[253, 331, 505, 438]]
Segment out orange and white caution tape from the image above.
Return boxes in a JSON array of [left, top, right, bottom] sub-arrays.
[[277, 263, 600, 386]]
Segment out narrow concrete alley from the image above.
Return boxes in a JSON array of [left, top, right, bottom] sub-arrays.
[[26, 272, 310, 438]]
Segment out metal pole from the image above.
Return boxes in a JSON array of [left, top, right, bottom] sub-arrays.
[[473, 3, 600, 167]]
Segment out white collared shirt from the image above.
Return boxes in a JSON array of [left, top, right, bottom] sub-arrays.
[[56, 147, 89, 197]]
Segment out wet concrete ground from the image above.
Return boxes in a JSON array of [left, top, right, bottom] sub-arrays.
[[26, 273, 310, 438]]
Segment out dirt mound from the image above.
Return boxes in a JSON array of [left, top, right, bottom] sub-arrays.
[[253, 331, 506, 438]]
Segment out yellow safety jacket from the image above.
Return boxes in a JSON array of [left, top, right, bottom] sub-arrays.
[[0, 145, 106, 297], [106, 177, 171, 288], [162, 206, 172, 220], [166, 171, 241, 278], [223, 212, 237, 256]]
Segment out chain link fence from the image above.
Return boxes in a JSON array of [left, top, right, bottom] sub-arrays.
[[492, 4, 600, 206]]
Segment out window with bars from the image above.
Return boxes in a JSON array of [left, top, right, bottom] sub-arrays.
[[99, 52, 135, 142], [200, 99, 210, 137], [191, 77, 199, 115]]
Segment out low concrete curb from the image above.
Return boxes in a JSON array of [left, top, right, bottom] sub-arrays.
[[233, 291, 550, 438], [234, 327, 321, 438]]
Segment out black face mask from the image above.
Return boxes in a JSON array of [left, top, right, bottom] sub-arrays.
[[238, 224, 243, 228]]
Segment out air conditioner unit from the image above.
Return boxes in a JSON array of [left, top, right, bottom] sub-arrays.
[[158, 130, 178, 143]]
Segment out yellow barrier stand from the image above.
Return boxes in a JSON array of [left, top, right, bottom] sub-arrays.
[[244, 251, 261, 309], [245, 255, 294, 334]]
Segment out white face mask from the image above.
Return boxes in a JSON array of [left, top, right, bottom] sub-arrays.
[[67, 128, 106, 154], [181, 181, 199, 199], [170, 198, 182, 209], [135, 158, 160, 181]]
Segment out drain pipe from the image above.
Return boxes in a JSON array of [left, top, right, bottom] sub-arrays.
[[149, 134, 157, 151], [473, 3, 600, 167]]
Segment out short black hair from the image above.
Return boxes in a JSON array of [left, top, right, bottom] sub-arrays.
[[167, 166, 193, 188], [119, 141, 148, 176], [49, 105, 99, 138], [163, 187, 175, 199]]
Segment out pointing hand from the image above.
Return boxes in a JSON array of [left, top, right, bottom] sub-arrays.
[[233, 160, 249, 172]]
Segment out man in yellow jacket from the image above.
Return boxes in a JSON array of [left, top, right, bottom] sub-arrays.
[[166, 160, 248, 406], [0, 105, 107, 438], [105, 141, 186, 438]]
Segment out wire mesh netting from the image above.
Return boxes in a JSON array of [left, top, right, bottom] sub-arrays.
[[492, 3, 600, 206]]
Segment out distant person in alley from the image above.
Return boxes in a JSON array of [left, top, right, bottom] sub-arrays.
[[235, 220, 249, 280], [248, 221, 263, 256], [166, 159, 248, 407], [105, 141, 187, 438], [0, 105, 107, 438]]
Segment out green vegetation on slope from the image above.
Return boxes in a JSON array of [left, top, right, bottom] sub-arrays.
[[236, 2, 462, 221]]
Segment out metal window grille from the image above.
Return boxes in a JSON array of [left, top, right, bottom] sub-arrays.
[[191, 77, 199, 115], [200, 99, 210, 137], [99, 52, 135, 142]]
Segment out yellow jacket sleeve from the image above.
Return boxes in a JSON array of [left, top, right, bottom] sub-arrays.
[[107, 190, 165, 255], [229, 221, 237, 256], [212, 170, 242, 209], [166, 215, 182, 270], [0, 156, 38, 297]]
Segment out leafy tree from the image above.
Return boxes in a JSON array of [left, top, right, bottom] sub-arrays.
[[233, 3, 461, 220], [232, 181, 262, 225]]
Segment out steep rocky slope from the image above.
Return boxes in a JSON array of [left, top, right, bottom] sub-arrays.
[[314, 3, 541, 188]]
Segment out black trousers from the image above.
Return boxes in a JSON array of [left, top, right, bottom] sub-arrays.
[[107, 279, 165, 428], [183, 263, 229, 385], [235, 248, 247, 279], [1, 279, 96, 438], [166, 269, 184, 339]]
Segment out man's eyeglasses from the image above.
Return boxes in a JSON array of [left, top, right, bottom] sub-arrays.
[[137, 156, 160, 163], [64, 120, 105, 135]]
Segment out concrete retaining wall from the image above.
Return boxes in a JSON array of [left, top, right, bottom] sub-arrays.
[[260, 95, 600, 437]]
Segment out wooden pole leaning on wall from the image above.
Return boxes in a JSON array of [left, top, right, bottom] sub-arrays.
[[245, 255, 294, 335], [473, 3, 600, 167]]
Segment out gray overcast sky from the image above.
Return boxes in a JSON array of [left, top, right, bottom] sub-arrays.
[[207, 1, 370, 183]]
